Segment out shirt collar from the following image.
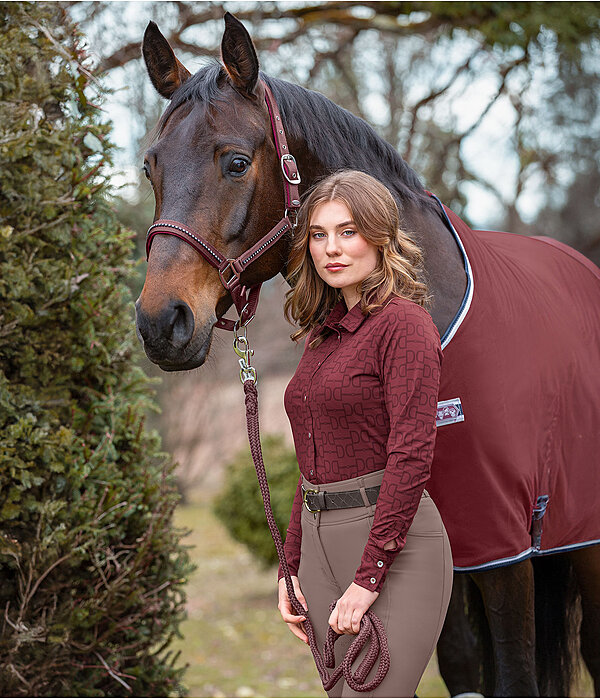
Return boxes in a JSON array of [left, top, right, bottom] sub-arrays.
[[323, 299, 369, 333]]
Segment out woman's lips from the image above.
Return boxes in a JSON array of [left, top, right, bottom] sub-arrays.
[[325, 263, 348, 270]]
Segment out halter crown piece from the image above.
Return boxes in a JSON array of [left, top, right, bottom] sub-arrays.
[[145, 81, 301, 331]]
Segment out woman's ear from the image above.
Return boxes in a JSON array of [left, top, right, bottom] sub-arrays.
[[221, 12, 259, 96], [142, 21, 191, 99]]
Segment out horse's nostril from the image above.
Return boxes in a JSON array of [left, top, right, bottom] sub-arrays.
[[167, 301, 194, 347], [135, 302, 151, 342]]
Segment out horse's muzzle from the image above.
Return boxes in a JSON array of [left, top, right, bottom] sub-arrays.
[[135, 299, 212, 370]]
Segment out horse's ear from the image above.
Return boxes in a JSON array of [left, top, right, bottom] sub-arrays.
[[221, 12, 259, 96], [142, 21, 191, 99]]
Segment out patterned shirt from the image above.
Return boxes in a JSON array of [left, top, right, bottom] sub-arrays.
[[281, 295, 442, 592]]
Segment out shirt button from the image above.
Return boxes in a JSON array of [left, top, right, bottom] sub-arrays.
[[370, 577, 377, 584], [310, 470, 314, 476], [308, 432, 311, 438], [303, 395, 307, 401], [377, 560, 384, 568]]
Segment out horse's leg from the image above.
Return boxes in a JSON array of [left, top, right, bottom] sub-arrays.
[[569, 544, 600, 696], [437, 573, 486, 696], [471, 559, 538, 697]]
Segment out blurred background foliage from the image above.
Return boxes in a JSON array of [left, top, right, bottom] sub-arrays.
[[214, 435, 300, 568]]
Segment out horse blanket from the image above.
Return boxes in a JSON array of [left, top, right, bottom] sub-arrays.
[[428, 202, 600, 570]]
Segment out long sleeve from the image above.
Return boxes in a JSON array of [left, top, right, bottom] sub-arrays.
[[277, 477, 303, 580], [353, 305, 442, 592]]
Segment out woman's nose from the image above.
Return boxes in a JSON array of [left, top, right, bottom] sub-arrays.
[[325, 235, 341, 255]]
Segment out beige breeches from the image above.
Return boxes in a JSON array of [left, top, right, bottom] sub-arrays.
[[297, 469, 453, 697]]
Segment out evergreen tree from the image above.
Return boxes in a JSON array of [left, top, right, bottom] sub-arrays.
[[0, 3, 192, 695]]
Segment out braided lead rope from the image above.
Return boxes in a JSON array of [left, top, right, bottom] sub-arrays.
[[242, 380, 390, 692]]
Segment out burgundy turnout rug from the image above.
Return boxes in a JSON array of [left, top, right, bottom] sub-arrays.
[[428, 201, 600, 570]]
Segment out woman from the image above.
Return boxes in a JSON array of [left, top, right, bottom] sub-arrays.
[[277, 170, 453, 697]]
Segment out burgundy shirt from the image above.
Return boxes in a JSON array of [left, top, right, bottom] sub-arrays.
[[281, 295, 442, 592]]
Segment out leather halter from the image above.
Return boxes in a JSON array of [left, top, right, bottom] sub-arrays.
[[145, 81, 301, 331]]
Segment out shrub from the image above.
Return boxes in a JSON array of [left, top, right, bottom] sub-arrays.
[[0, 3, 193, 695], [213, 434, 299, 568]]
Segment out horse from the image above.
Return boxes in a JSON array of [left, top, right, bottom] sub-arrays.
[[135, 13, 600, 697]]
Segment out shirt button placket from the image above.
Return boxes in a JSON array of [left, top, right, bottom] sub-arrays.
[[307, 339, 337, 481]]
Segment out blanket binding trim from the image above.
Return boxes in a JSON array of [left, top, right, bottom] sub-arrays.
[[454, 538, 600, 573], [429, 195, 474, 350]]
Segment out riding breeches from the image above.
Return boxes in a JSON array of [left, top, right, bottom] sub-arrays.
[[297, 469, 453, 698]]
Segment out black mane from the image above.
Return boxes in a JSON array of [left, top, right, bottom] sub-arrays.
[[159, 61, 431, 208]]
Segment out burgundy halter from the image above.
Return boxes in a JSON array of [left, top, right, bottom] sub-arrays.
[[145, 81, 301, 331]]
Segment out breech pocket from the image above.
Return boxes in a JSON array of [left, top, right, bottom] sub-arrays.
[[405, 495, 445, 538]]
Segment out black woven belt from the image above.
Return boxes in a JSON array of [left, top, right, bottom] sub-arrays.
[[302, 484, 380, 513]]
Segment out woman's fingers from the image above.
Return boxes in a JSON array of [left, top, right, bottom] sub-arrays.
[[336, 603, 360, 634], [328, 582, 379, 634], [287, 620, 309, 644], [278, 595, 306, 623], [294, 589, 307, 610], [328, 605, 339, 634], [278, 576, 308, 643]]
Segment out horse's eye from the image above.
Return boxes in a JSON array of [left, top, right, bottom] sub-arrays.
[[142, 163, 151, 180], [228, 157, 250, 176]]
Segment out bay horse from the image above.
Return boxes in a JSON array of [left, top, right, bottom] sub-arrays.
[[135, 13, 600, 697]]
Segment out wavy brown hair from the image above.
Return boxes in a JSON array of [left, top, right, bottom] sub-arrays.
[[284, 170, 429, 346]]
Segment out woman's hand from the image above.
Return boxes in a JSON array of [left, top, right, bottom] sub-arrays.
[[328, 582, 379, 635], [278, 575, 309, 644]]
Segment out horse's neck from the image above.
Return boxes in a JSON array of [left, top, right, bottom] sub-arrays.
[[289, 142, 467, 338], [406, 205, 468, 338]]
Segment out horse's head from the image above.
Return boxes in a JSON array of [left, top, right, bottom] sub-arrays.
[[136, 14, 293, 371]]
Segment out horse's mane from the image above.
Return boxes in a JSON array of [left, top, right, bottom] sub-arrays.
[[157, 61, 432, 209]]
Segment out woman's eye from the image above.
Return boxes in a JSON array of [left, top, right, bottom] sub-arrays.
[[228, 157, 250, 176], [311, 231, 325, 239], [342, 229, 355, 236]]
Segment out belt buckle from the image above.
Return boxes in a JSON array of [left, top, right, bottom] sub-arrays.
[[302, 487, 321, 513]]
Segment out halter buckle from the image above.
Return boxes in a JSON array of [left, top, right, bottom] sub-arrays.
[[236, 302, 255, 328], [280, 154, 301, 185]]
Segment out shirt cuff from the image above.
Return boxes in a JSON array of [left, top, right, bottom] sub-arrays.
[[353, 542, 398, 592], [277, 560, 299, 581]]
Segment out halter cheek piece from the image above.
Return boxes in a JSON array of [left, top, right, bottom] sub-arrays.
[[145, 81, 301, 331]]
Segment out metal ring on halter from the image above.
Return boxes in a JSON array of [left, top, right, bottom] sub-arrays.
[[235, 302, 255, 329], [233, 322, 248, 339]]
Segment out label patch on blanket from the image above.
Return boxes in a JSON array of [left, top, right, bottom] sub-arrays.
[[436, 398, 464, 426]]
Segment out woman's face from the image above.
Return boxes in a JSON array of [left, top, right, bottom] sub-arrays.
[[308, 199, 380, 308]]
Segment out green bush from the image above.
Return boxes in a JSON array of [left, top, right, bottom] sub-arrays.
[[213, 435, 299, 568], [0, 3, 193, 696]]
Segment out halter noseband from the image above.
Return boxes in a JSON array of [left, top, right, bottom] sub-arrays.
[[145, 81, 301, 331]]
